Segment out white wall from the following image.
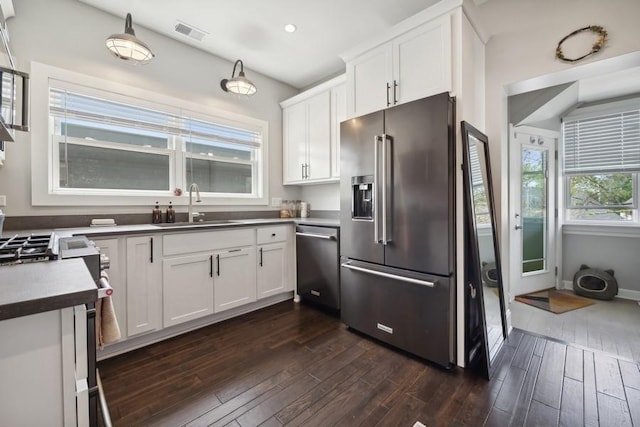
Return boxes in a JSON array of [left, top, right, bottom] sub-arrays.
[[300, 183, 340, 211], [481, 0, 640, 300], [484, 0, 640, 215], [562, 231, 640, 295], [0, 0, 300, 216]]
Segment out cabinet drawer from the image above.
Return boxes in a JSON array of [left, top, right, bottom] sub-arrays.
[[257, 225, 289, 244], [163, 228, 255, 256]]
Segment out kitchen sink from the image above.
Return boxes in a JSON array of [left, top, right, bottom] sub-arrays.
[[153, 220, 238, 227]]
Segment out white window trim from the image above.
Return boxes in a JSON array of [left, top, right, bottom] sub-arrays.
[[31, 62, 269, 207], [563, 97, 640, 121], [562, 223, 640, 238]]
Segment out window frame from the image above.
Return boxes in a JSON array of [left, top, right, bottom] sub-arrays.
[[561, 98, 640, 226], [31, 62, 269, 207]]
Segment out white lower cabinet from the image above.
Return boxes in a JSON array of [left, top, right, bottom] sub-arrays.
[[257, 242, 287, 299], [163, 253, 214, 327], [0, 306, 87, 426], [96, 225, 294, 357], [126, 235, 162, 337], [214, 247, 257, 312]]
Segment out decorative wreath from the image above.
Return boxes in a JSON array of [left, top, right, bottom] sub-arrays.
[[556, 25, 608, 63]]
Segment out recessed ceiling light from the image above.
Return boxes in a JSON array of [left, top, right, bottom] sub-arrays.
[[284, 24, 297, 33]]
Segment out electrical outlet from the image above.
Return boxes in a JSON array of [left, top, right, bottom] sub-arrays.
[[0, 195, 6, 206], [271, 197, 282, 207]]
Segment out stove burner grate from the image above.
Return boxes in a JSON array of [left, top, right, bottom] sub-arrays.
[[0, 233, 58, 264]]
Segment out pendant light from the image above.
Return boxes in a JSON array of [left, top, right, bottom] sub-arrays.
[[105, 13, 155, 64], [220, 60, 257, 96]]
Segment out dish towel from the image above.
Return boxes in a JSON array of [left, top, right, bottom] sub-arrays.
[[96, 270, 121, 349]]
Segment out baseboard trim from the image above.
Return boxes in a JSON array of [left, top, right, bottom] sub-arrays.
[[561, 280, 640, 302]]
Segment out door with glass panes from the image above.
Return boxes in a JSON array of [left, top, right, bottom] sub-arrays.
[[509, 126, 558, 297]]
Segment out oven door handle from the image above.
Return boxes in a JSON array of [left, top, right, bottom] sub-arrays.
[[97, 277, 113, 299], [96, 369, 113, 427]]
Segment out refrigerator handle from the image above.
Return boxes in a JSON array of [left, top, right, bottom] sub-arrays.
[[373, 135, 380, 244], [381, 134, 392, 245], [381, 133, 387, 245], [341, 261, 435, 287]]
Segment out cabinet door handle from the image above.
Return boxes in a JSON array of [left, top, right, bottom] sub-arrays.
[[386, 82, 391, 107], [259, 247, 263, 267], [301, 163, 305, 180], [216, 254, 220, 276], [393, 80, 398, 104], [149, 237, 154, 263], [306, 163, 310, 179], [209, 255, 213, 277]]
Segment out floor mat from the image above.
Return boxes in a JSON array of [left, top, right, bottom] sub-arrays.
[[515, 288, 595, 314]]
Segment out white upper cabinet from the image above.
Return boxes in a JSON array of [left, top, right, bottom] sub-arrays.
[[347, 44, 393, 118], [281, 74, 346, 185], [343, 13, 453, 118], [306, 91, 331, 181], [331, 83, 347, 179], [283, 102, 307, 184], [392, 15, 451, 106]]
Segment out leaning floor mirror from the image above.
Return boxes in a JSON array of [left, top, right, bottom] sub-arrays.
[[461, 121, 508, 380]]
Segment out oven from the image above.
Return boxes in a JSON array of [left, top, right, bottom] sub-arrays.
[[59, 235, 113, 427]]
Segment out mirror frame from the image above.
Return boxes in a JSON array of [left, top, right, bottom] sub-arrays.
[[461, 121, 508, 379]]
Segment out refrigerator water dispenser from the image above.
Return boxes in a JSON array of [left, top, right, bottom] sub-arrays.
[[351, 175, 373, 220]]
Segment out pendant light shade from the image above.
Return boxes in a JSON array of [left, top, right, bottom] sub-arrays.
[[220, 60, 257, 96], [106, 13, 155, 64]]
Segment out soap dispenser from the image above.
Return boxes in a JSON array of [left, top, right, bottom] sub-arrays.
[[166, 201, 176, 223], [152, 201, 162, 224]]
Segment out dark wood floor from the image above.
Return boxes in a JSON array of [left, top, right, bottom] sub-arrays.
[[98, 301, 640, 426]]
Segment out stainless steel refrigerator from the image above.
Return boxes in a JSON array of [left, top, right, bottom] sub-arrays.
[[339, 92, 456, 368]]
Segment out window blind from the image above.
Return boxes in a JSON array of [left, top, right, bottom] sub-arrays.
[[469, 145, 483, 187], [563, 110, 640, 174], [50, 89, 261, 149]]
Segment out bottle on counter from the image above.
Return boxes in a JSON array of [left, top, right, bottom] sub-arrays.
[[152, 201, 162, 224], [166, 201, 175, 223]]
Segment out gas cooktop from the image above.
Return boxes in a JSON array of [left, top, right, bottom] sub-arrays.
[[0, 233, 58, 265]]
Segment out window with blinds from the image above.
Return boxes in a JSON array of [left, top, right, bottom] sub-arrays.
[[563, 110, 640, 174], [49, 87, 263, 197], [562, 107, 639, 222]]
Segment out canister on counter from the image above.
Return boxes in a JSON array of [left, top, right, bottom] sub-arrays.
[[300, 202, 310, 218]]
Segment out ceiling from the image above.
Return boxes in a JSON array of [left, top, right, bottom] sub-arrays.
[[78, 0, 446, 89]]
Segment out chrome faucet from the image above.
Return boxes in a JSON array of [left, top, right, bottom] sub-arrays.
[[188, 183, 201, 223]]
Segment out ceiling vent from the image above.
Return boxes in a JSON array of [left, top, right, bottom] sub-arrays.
[[174, 21, 207, 42]]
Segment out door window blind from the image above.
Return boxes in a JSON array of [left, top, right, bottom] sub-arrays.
[[563, 110, 640, 174]]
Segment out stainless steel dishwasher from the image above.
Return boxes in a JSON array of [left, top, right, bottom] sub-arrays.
[[296, 225, 340, 311]]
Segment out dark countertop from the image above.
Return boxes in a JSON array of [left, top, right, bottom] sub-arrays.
[[40, 217, 340, 238], [0, 258, 98, 321]]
